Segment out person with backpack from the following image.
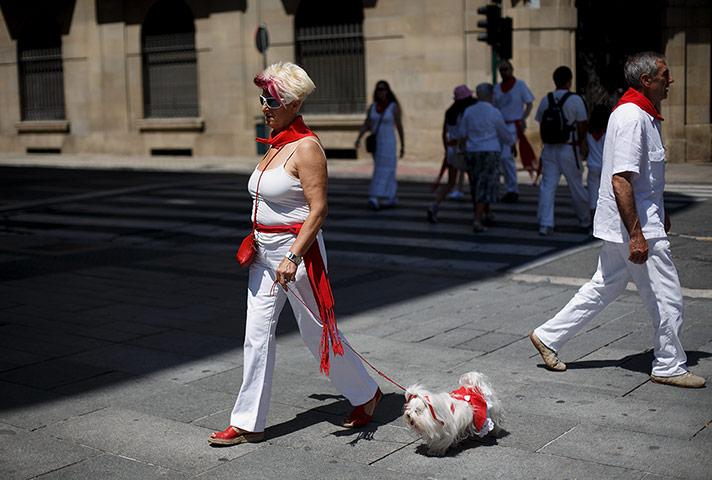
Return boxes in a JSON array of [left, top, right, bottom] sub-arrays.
[[534, 66, 590, 236]]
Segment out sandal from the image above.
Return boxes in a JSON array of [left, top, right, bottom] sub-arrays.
[[342, 388, 382, 428], [208, 426, 265, 446], [473, 221, 487, 233]]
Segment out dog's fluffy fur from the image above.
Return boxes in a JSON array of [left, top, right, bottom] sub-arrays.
[[403, 371, 503, 455]]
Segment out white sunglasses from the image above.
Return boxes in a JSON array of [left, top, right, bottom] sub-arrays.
[[259, 95, 293, 109]]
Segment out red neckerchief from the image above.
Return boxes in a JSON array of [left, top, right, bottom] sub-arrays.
[[614, 87, 663, 121], [450, 386, 488, 431], [590, 129, 605, 141], [375, 100, 390, 114], [255, 115, 318, 148], [500, 77, 516, 93], [256, 223, 344, 376]]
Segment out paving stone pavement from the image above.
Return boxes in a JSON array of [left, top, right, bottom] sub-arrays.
[[0, 155, 711, 479]]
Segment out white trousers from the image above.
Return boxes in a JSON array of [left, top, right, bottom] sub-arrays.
[[230, 232, 379, 432], [587, 167, 601, 211], [499, 126, 518, 194], [537, 143, 590, 228], [534, 239, 688, 377]]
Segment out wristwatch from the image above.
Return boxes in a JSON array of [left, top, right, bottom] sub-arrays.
[[285, 251, 302, 265]]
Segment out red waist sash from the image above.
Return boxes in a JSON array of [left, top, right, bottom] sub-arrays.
[[255, 223, 344, 375], [506, 119, 538, 176]]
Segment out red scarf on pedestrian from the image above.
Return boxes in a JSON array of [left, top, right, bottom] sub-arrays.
[[375, 99, 391, 114], [255, 115, 318, 148], [500, 77, 516, 93], [256, 224, 344, 376], [614, 87, 663, 121]]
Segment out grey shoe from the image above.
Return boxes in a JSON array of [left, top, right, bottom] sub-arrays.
[[650, 371, 706, 388], [530, 331, 566, 371], [427, 204, 438, 223], [538, 225, 554, 236]]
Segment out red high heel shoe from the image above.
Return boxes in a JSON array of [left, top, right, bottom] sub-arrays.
[[342, 388, 382, 428]]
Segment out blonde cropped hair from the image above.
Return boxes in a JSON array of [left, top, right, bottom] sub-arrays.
[[254, 62, 316, 106]]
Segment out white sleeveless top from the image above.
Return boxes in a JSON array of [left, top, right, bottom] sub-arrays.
[[247, 137, 323, 245]]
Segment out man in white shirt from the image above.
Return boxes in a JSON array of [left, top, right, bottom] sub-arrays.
[[530, 52, 705, 388], [534, 66, 590, 236], [494, 61, 535, 203], [458, 83, 514, 232]]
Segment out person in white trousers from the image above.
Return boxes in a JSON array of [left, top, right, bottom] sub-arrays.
[[494, 61, 534, 203], [535, 66, 590, 236], [209, 62, 382, 446], [530, 52, 705, 388]]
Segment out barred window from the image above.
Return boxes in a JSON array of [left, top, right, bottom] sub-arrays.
[[17, 19, 66, 121], [141, 0, 199, 118], [295, 1, 365, 114]]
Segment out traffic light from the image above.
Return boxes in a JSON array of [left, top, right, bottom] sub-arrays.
[[498, 16, 512, 60], [477, 5, 501, 46], [477, 4, 513, 60]]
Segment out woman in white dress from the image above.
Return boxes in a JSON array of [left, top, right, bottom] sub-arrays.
[[355, 81, 405, 210]]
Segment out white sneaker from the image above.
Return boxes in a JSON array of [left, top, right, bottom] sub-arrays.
[[447, 190, 464, 200]]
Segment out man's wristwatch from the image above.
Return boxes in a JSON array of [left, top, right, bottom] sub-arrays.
[[285, 251, 302, 265]]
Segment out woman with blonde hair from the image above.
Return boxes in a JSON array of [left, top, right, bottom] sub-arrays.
[[209, 62, 381, 446]]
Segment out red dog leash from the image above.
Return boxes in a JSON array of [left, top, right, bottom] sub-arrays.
[[273, 281, 406, 392]]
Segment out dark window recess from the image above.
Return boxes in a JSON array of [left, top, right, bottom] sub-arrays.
[[295, 1, 365, 114], [17, 19, 66, 121], [324, 148, 357, 160], [151, 148, 192, 156], [26, 147, 61, 154], [142, 0, 199, 118]]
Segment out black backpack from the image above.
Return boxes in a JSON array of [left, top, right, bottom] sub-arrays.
[[539, 91, 574, 144]]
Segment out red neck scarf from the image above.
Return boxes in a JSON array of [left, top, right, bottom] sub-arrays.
[[255, 115, 318, 148], [500, 77, 516, 93], [375, 100, 391, 114], [614, 87, 663, 121], [590, 129, 606, 141]]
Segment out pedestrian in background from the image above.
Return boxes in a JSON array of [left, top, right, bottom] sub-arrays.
[[494, 60, 535, 202], [210, 62, 382, 446], [458, 83, 514, 232], [427, 84, 477, 223], [355, 80, 405, 211], [535, 66, 590, 236], [530, 52, 705, 388], [585, 104, 611, 224]]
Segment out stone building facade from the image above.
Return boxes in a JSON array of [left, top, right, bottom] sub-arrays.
[[0, 0, 709, 163]]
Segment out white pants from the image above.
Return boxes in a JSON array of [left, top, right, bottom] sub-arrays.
[[534, 239, 688, 377], [230, 232, 379, 432], [587, 167, 601, 211], [537, 143, 590, 228], [500, 126, 518, 194]]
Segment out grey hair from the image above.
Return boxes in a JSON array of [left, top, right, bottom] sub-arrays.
[[624, 52, 666, 88], [476, 82, 494, 100]]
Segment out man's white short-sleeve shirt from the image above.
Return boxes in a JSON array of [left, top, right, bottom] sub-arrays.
[[494, 80, 535, 122], [593, 103, 667, 242]]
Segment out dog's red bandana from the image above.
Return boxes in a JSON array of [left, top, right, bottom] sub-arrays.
[[450, 386, 488, 431]]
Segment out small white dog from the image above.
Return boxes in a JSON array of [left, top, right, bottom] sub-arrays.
[[403, 371, 503, 456]]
